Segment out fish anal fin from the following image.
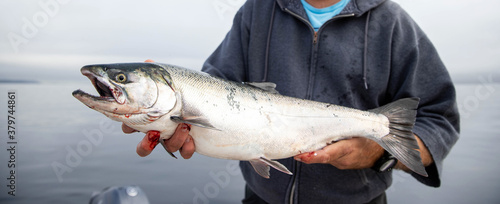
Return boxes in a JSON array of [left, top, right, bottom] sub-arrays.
[[249, 159, 271, 179], [259, 157, 293, 176], [249, 157, 293, 179]]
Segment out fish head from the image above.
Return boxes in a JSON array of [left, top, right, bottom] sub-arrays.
[[72, 63, 177, 124]]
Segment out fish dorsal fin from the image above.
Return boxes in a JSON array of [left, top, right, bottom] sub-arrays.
[[248, 157, 293, 179], [244, 82, 279, 94], [170, 116, 220, 131]]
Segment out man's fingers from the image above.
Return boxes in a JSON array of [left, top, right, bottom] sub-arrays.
[[294, 151, 319, 164], [133, 123, 195, 159], [166, 124, 195, 159], [165, 124, 191, 153], [294, 138, 384, 169], [294, 140, 350, 165], [145, 59, 155, 62], [294, 149, 330, 164], [136, 131, 161, 157], [179, 135, 195, 159], [122, 123, 138, 134]]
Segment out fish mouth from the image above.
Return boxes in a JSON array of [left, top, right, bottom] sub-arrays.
[[72, 69, 126, 107]]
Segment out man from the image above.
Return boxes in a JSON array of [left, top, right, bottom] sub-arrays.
[[123, 0, 460, 203]]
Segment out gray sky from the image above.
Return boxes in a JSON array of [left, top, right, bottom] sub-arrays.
[[0, 0, 499, 82]]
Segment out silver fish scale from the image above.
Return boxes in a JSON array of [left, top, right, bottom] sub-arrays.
[[161, 64, 388, 160]]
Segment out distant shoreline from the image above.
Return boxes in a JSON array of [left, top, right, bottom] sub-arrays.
[[0, 79, 39, 84]]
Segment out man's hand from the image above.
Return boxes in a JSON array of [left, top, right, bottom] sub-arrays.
[[122, 123, 196, 159], [294, 134, 434, 172], [120, 59, 195, 159], [294, 137, 384, 169]]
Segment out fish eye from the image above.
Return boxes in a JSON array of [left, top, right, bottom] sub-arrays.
[[116, 73, 127, 83]]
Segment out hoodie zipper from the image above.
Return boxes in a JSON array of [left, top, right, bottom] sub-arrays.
[[285, 9, 355, 100], [284, 9, 355, 44], [283, 8, 355, 204], [315, 14, 355, 43], [284, 8, 316, 44]]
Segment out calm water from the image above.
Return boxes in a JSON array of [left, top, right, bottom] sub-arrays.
[[0, 82, 499, 204]]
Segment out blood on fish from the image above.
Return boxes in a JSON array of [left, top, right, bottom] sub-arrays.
[[182, 124, 191, 131], [147, 131, 161, 150], [301, 151, 317, 163]]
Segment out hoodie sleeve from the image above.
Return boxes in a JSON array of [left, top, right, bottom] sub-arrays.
[[201, 1, 252, 81], [386, 7, 460, 187]]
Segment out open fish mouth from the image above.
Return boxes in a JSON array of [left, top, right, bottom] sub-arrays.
[[72, 69, 126, 105]]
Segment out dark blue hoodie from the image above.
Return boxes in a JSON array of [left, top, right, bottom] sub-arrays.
[[202, 0, 460, 203]]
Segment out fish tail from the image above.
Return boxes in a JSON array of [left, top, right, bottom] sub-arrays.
[[370, 97, 428, 177]]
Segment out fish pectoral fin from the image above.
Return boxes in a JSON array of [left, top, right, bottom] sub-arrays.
[[249, 157, 293, 179], [243, 82, 279, 94], [158, 139, 178, 159], [170, 116, 221, 131]]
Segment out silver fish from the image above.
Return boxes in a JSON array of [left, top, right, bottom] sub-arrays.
[[72, 62, 427, 178]]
